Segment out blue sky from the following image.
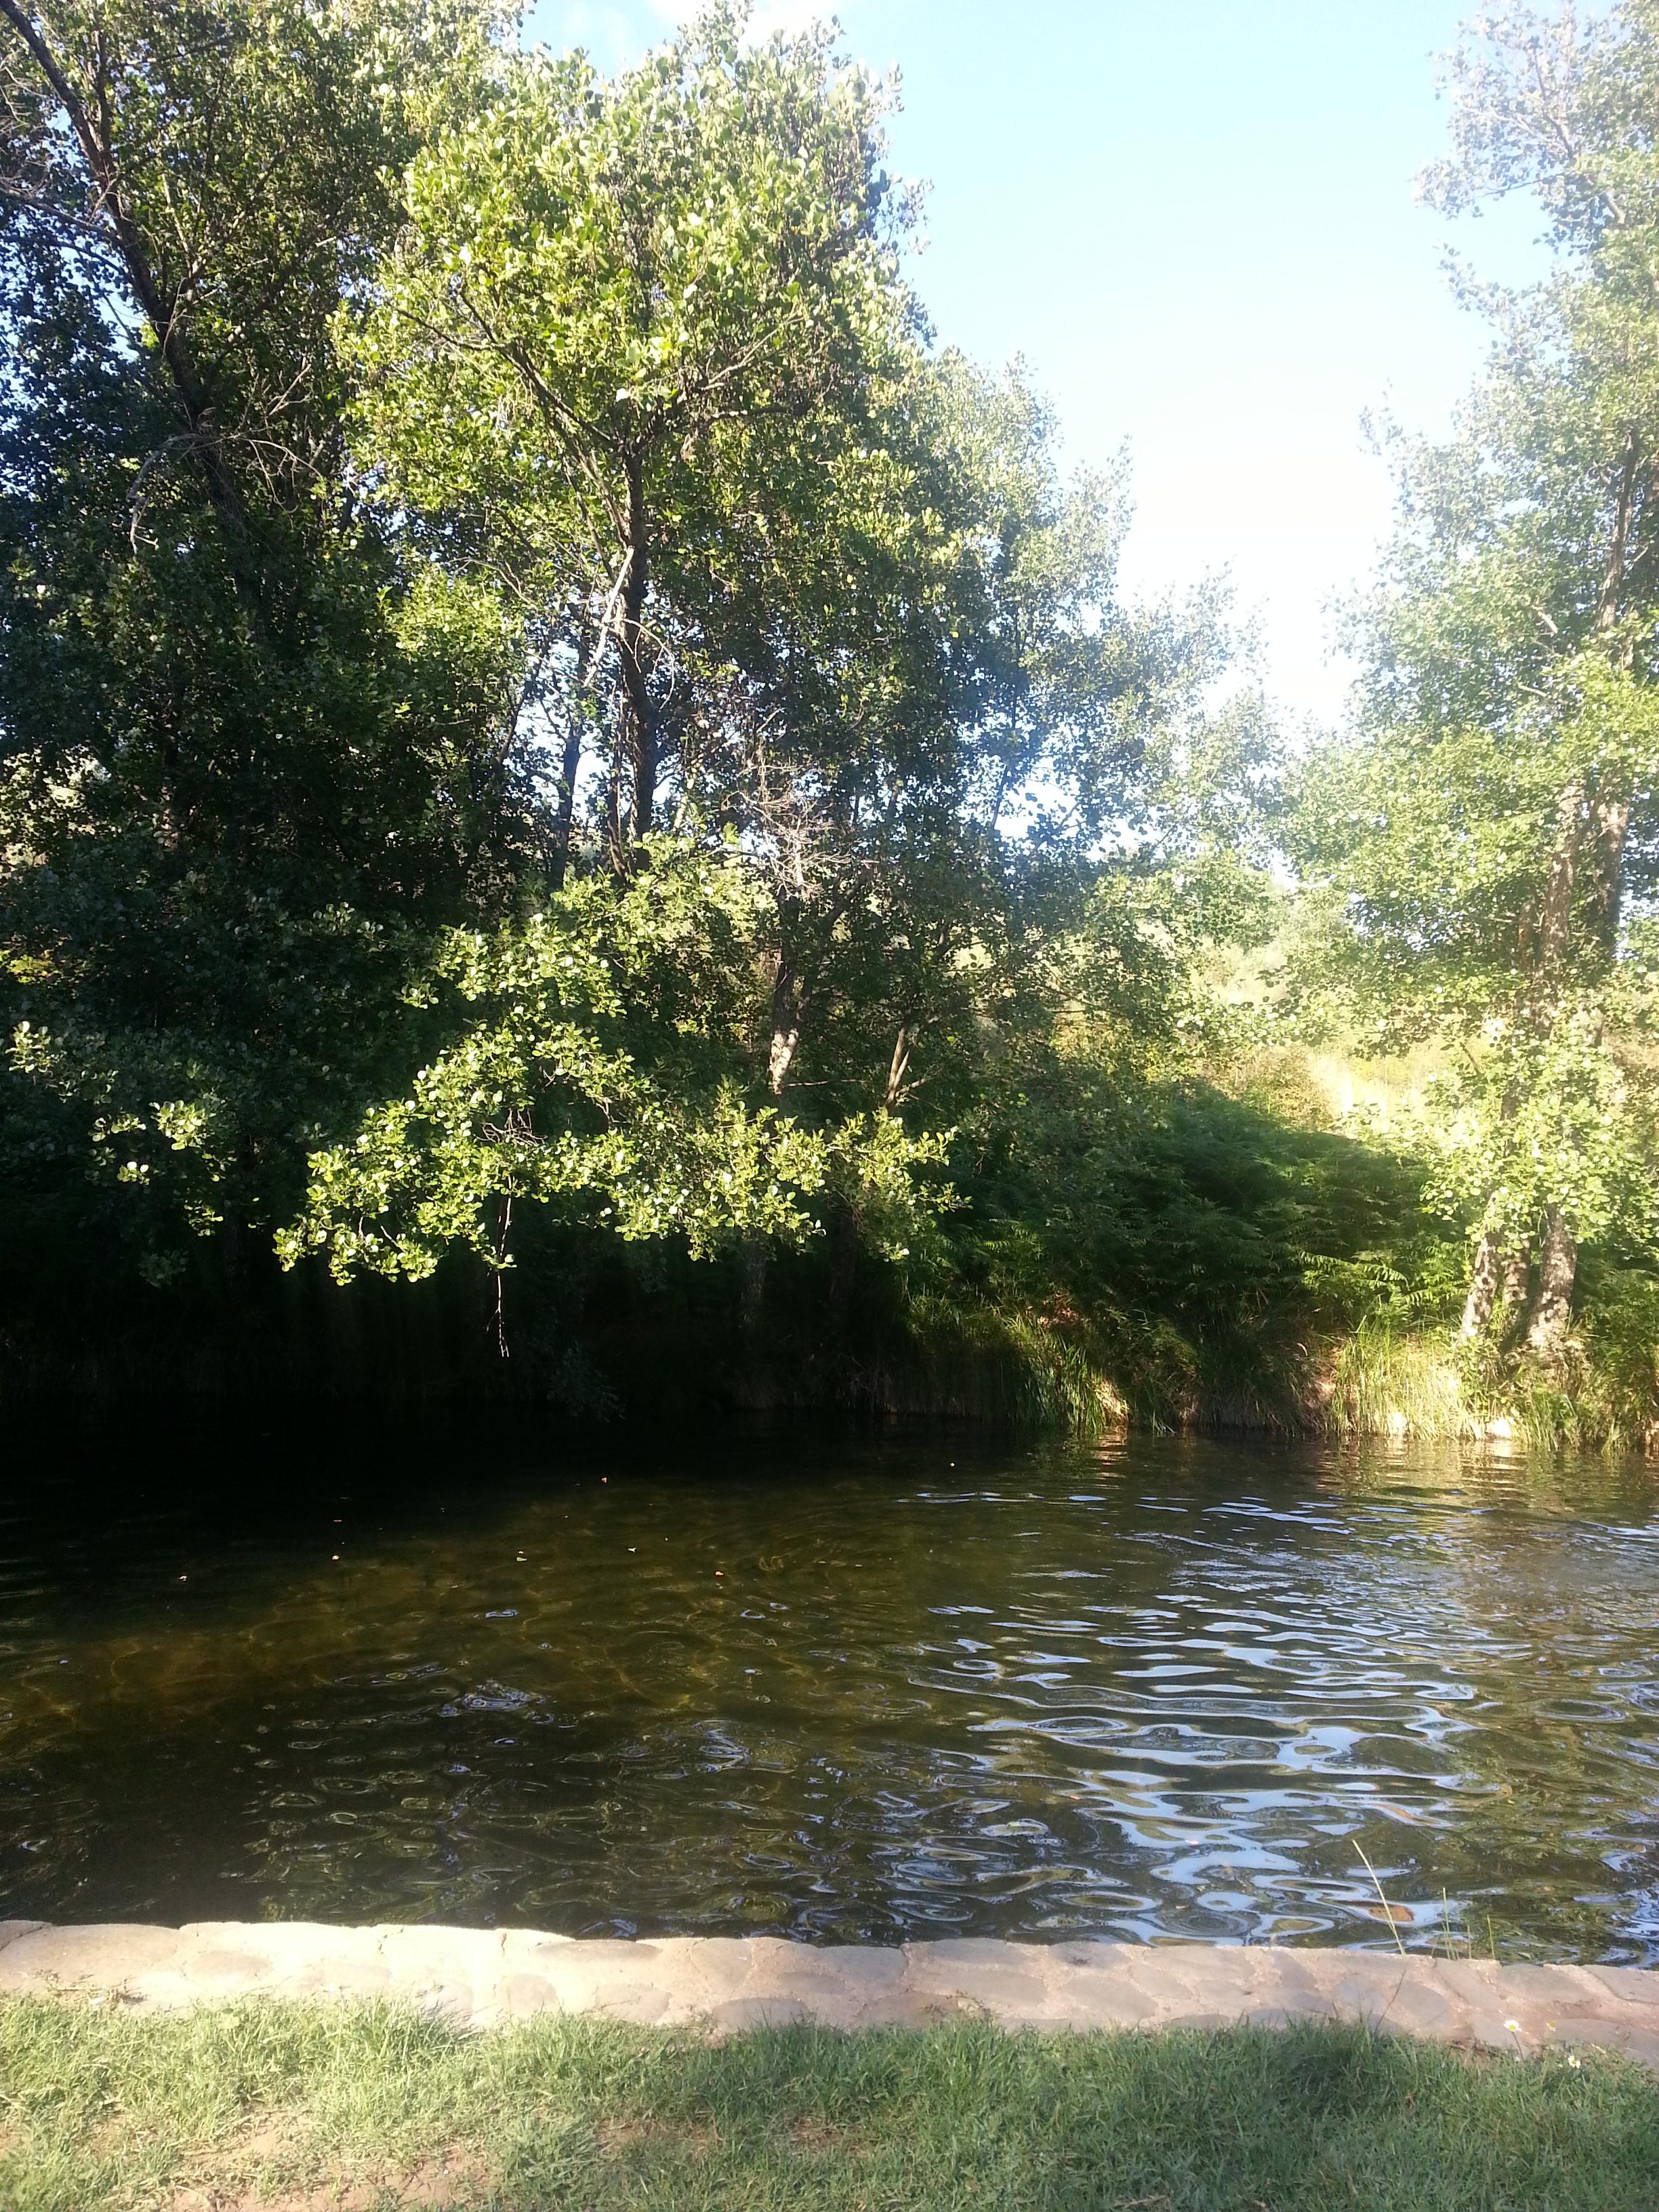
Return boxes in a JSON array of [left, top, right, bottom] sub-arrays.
[[523, 2, 1547, 724]]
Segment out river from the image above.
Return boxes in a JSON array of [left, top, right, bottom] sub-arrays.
[[1, 1426, 1654, 1960]]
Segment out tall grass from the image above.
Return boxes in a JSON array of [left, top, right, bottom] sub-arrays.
[[1323, 1322, 1483, 1441]]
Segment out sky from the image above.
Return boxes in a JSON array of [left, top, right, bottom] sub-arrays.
[[523, 1, 1550, 727]]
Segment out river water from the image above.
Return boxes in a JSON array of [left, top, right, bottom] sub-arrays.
[[1, 1428, 1654, 1959]]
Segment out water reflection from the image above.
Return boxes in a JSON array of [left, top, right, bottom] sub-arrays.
[[0, 1429, 1654, 1959]]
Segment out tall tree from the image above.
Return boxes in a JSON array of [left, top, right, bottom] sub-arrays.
[[286, 5, 1252, 1303], [348, 0, 920, 863], [0, 0, 529, 1268], [1296, 0, 1659, 1359]]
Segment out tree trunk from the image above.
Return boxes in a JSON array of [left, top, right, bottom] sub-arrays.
[[1500, 1238, 1531, 1319], [768, 952, 801, 1097], [1460, 1228, 1503, 1340], [1527, 775, 1586, 988], [617, 454, 654, 849], [1589, 783, 1631, 949], [1595, 428, 1641, 634], [605, 741, 626, 876], [883, 1023, 911, 1113], [740, 1238, 768, 1342], [1525, 1210, 1578, 1359], [550, 632, 591, 891], [550, 716, 583, 892]]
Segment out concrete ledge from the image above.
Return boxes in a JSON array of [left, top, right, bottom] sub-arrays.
[[1, 1921, 1655, 2068]]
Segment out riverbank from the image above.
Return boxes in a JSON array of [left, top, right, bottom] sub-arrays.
[[4, 1922, 1656, 2061], [5, 1264, 1655, 1450], [3, 1936, 1658, 2212], [8, 1041, 1656, 1453]]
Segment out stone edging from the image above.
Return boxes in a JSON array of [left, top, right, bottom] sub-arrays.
[[1, 1921, 1655, 2068]]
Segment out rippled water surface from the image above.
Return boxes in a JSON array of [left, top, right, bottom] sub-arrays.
[[1, 1427, 1656, 1958]]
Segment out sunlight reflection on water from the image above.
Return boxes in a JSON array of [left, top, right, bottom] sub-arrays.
[[0, 1429, 1654, 1960]]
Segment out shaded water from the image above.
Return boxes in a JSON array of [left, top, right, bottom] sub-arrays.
[[1, 1428, 1655, 1959]]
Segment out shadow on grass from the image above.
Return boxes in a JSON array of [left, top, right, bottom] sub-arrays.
[[1, 1998, 1656, 2211]]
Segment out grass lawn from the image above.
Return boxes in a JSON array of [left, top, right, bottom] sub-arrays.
[[1, 1996, 1655, 2211]]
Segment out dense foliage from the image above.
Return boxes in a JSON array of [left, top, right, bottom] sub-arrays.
[[1, 0, 1656, 1438], [1292, 0, 1659, 1412]]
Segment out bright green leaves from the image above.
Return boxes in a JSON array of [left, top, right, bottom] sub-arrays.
[[346, 2, 915, 706], [1415, 1005, 1657, 1258], [283, 1067, 934, 1283], [277, 847, 947, 1284], [0, 0, 539, 1284], [337, 0, 954, 914], [1294, 7, 1659, 1334], [1295, 644, 1659, 1288], [3, 0, 504, 510]]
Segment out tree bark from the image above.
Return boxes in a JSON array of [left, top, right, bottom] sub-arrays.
[[550, 717, 583, 892], [1525, 1209, 1578, 1358], [1595, 428, 1641, 634], [1460, 1228, 1503, 1340], [605, 739, 626, 876], [883, 1023, 911, 1113], [1500, 1238, 1532, 1319], [740, 1238, 768, 1340], [1588, 781, 1631, 949], [549, 632, 590, 892], [617, 453, 654, 850], [1526, 775, 1586, 989], [767, 951, 801, 1097]]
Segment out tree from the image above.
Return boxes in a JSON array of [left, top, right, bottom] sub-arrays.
[[1296, 655, 1659, 1351], [348, 1, 921, 863], [0, 0, 533, 1271], [312, 0, 1256, 1303], [1296, 1, 1659, 1359], [278, 841, 943, 1344], [0, 0, 1272, 1401]]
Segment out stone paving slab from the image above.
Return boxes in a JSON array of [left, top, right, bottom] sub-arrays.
[[1, 1921, 1655, 2068]]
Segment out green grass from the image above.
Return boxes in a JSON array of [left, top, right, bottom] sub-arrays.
[[1, 1999, 1655, 2212]]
